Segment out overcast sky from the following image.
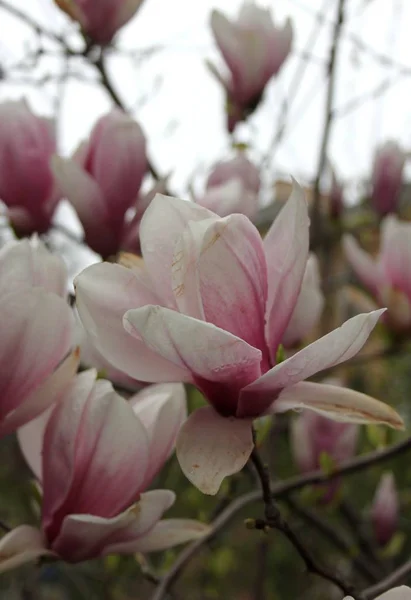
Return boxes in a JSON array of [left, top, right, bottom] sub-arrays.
[[0, 0, 410, 199]]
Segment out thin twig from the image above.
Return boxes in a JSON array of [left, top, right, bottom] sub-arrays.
[[311, 0, 345, 248], [285, 497, 380, 582], [361, 559, 411, 599], [250, 449, 358, 597]]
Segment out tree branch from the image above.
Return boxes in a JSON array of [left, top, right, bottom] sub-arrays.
[[249, 449, 358, 597], [361, 559, 411, 599], [311, 0, 345, 248], [152, 435, 411, 600]]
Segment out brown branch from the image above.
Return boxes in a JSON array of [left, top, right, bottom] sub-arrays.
[[311, 0, 345, 248], [285, 497, 380, 582], [152, 435, 411, 600], [361, 559, 411, 599], [250, 449, 358, 597]]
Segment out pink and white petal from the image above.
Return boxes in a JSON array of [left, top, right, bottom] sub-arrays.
[[282, 254, 324, 348], [17, 405, 55, 482], [380, 217, 411, 298], [53, 490, 175, 562], [264, 181, 310, 362], [176, 406, 254, 495], [343, 235, 382, 296], [107, 519, 210, 554], [0, 526, 52, 574], [114, 0, 145, 30], [51, 156, 107, 229], [290, 413, 315, 473], [0, 290, 75, 428], [130, 383, 187, 485], [272, 382, 404, 430], [75, 263, 188, 382], [43, 380, 150, 527], [210, 10, 243, 82], [139, 194, 215, 306], [239, 310, 385, 415], [124, 306, 262, 413], [172, 214, 267, 355]]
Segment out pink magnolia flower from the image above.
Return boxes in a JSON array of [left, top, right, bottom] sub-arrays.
[[344, 217, 411, 333], [0, 100, 60, 235], [197, 154, 261, 218], [345, 587, 411, 600], [371, 141, 405, 216], [291, 398, 358, 474], [0, 370, 202, 571], [371, 472, 399, 546], [75, 186, 403, 494], [282, 253, 324, 348], [52, 108, 147, 258], [206, 154, 261, 194], [55, 0, 145, 45], [0, 237, 77, 438], [197, 178, 258, 219], [209, 2, 292, 131]]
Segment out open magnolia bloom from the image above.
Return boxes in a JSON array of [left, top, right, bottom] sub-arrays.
[[75, 185, 403, 495], [344, 217, 411, 332], [345, 587, 411, 600], [0, 370, 205, 572], [0, 237, 77, 438], [209, 2, 292, 131]]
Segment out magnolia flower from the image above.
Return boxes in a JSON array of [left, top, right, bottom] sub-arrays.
[[371, 472, 399, 546], [0, 100, 60, 235], [371, 141, 405, 216], [197, 154, 261, 218], [282, 254, 324, 348], [0, 371, 203, 571], [344, 217, 411, 332], [209, 2, 292, 131], [291, 394, 358, 501], [291, 405, 358, 474], [54, 0, 145, 45], [0, 237, 77, 438], [345, 587, 411, 600], [206, 155, 261, 194], [75, 186, 403, 495], [197, 179, 258, 219], [52, 108, 147, 258]]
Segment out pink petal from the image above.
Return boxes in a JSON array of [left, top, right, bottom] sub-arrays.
[[130, 383, 187, 486], [343, 235, 382, 296], [42, 373, 150, 539], [114, 0, 146, 30], [0, 526, 52, 574], [3, 347, 79, 442], [53, 490, 175, 562], [272, 381, 404, 429], [0, 289, 74, 432], [51, 155, 115, 255], [198, 178, 258, 219], [176, 406, 254, 495], [264, 182, 310, 362], [372, 473, 399, 546], [380, 217, 411, 298], [282, 253, 324, 348], [239, 310, 385, 415], [108, 519, 210, 554], [172, 214, 268, 358], [124, 305, 262, 414], [75, 263, 187, 382], [139, 194, 215, 306], [210, 10, 243, 85]]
